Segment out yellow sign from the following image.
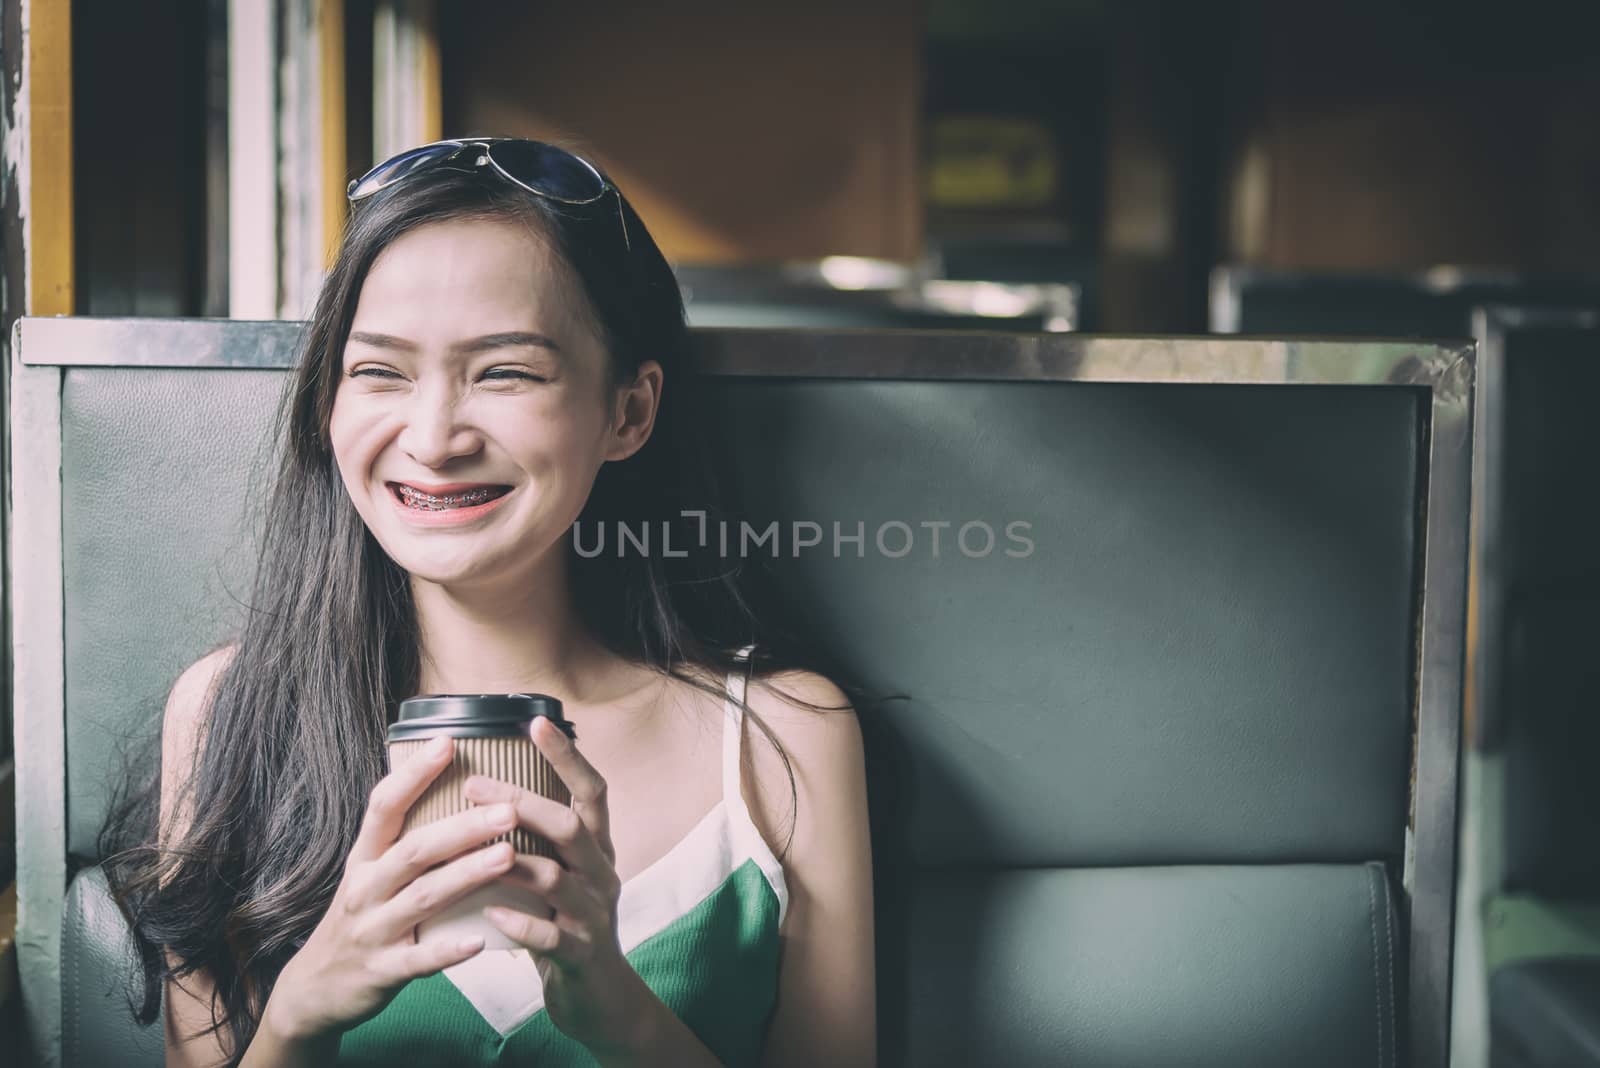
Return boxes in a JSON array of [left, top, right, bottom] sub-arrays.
[[926, 116, 1058, 210]]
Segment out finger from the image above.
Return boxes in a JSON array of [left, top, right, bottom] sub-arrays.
[[386, 930, 490, 982], [530, 717, 614, 856], [502, 853, 614, 926], [366, 802, 518, 902], [484, 906, 597, 968], [351, 735, 455, 863], [463, 777, 612, 879], [372, 840, 517, 938]]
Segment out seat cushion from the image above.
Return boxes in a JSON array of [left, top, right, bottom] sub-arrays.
[[879, 862, 1402, 1068], [62, 867, 164, 1068], [64, 859, 1402, 1068]]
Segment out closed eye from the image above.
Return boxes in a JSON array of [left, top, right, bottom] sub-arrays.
[[483, 368, 548, 382], [345, 367, 547, 382]]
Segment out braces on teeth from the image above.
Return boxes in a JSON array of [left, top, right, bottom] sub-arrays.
[[396, 485, 502, 510]]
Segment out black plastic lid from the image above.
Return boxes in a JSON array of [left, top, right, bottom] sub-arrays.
[[385, 693, 574, 743]]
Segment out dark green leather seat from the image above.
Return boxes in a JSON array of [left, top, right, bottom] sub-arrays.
[[12, 319, 1468, 1067]]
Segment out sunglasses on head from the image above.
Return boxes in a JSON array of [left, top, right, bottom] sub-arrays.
[[346, 137, 630, 250]]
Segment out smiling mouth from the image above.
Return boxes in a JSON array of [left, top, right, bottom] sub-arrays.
[[387, 483, 513, 511]]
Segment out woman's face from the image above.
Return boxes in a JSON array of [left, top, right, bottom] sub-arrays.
[[329, 216, 653, 590]]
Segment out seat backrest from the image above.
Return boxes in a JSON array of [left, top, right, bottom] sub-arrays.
[[1472, 307, 1600, 898], [11, 318, 1473, 1067], [1211, 264, 1600, 337]]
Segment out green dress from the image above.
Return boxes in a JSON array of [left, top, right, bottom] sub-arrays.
[[338, 647, 787, 1066]]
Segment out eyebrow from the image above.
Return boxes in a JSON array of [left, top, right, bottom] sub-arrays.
[[346, 330, 563, 356]]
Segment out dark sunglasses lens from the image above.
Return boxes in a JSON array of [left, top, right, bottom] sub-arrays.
[[349, 143, 460, 199], [488, 141, 606, 201]]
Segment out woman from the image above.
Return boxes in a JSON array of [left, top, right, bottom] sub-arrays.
[[103, 138, 876, 1067]]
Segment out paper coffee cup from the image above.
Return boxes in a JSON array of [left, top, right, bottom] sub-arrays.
[[386, 693, 576, 951]]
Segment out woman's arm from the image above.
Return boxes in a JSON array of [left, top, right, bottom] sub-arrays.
[[159, 647, 238, 1068], [746, 671, 877, 1068], [162, 645, 331, 1061]]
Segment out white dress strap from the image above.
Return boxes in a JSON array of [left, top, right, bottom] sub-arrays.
[[719, 642, 790, 928], [721, 643, 758, 808]]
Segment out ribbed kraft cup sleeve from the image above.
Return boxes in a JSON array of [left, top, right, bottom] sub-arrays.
[[389, 736, 572, 860]]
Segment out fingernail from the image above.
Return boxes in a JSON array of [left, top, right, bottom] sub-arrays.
[[428, 735, 450, 755], [491, 804, 516, 829], [484, 907, 512, 925], [484, 843, 512, 868], [458, 935, 485, 953]]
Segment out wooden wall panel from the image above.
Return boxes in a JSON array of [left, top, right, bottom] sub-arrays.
[[1225, 2, 1600, 271], [439, 1, 922, 265]]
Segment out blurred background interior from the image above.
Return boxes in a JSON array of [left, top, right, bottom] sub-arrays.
[[39, 0, 1600, 331], [2, 0, 1599, 1065]]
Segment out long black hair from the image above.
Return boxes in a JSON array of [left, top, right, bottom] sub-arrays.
[[100, 152, 855, 1062]]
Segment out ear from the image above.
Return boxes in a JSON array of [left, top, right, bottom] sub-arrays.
[[604, 359, 664, 462]]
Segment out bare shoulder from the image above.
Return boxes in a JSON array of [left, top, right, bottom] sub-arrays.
[[160, 644, 239, 831], [163, 644, 238, 744], [748, 668, 857, 736], [740, 668, 866, 853], [171, 643, 238, 698]]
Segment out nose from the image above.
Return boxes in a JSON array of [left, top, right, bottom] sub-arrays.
[[396, 385, 482, 469]]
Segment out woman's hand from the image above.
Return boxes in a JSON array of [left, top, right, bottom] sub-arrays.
[[264, 735, 521, 1043], [466, 716, 652, 1059]]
